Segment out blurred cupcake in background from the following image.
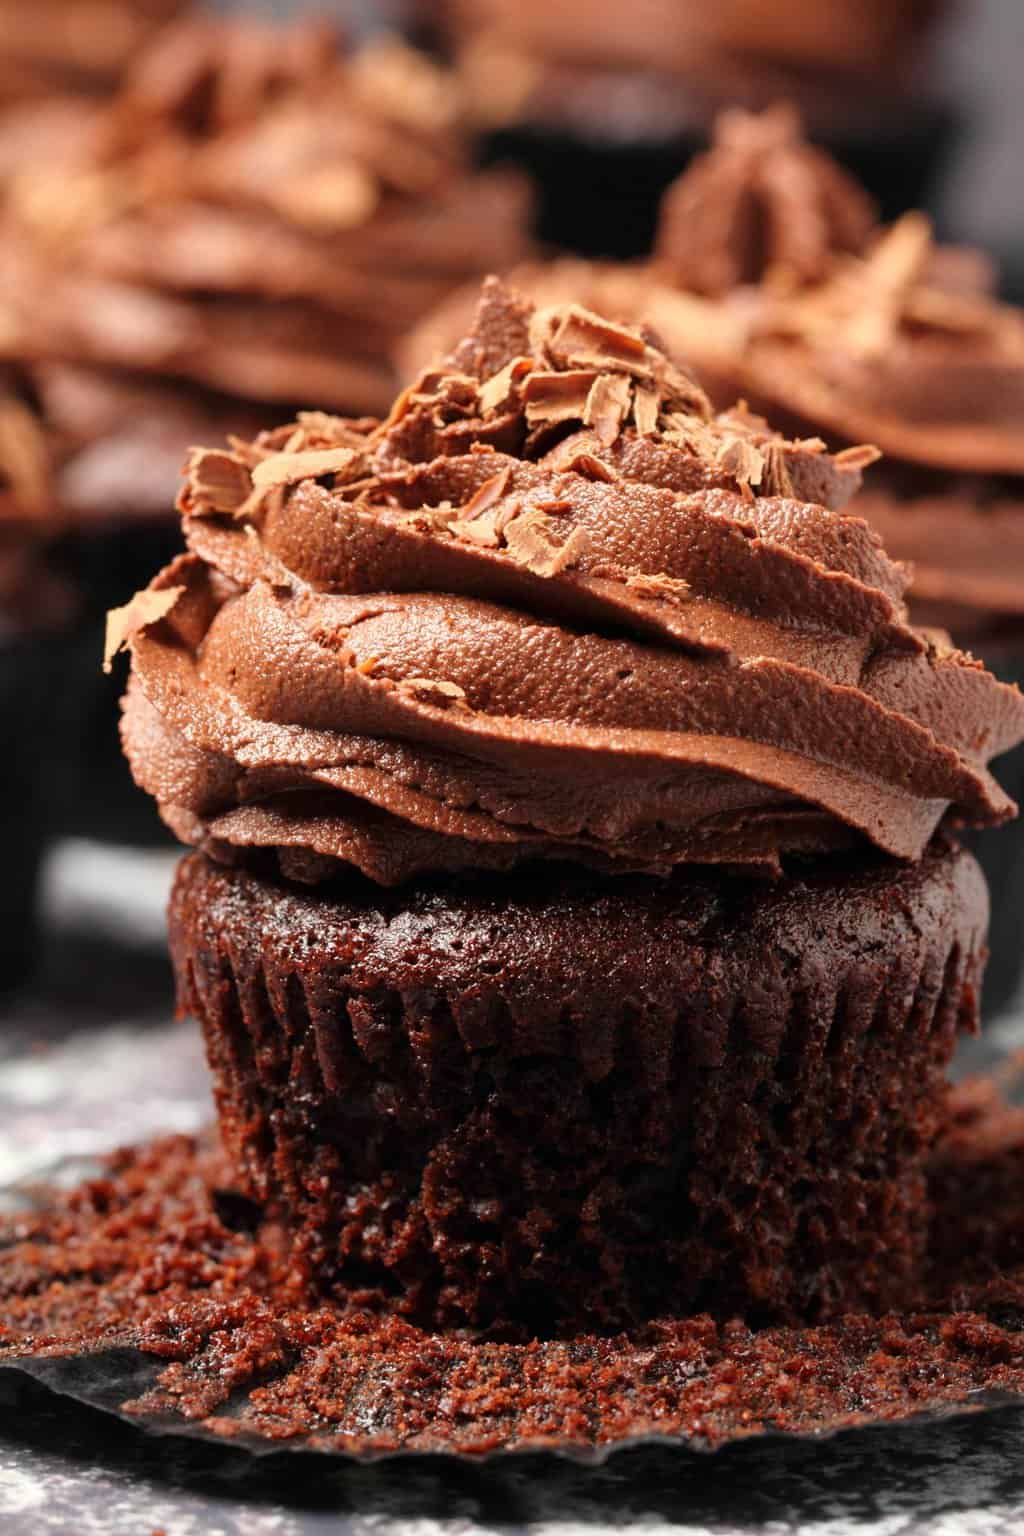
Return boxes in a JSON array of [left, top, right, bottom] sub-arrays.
[[651, 111, 1024, 1015], [0, 13, 534, 842], [444, 0, 953, 257], [0, 375, 75, 990]]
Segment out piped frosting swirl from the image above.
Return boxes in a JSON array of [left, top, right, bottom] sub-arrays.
[[119, 280, 1024, 886], [655, 103, 876, 298]]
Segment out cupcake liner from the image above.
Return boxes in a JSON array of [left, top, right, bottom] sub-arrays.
[[169, 844, 985, 1334], [4, 1066, 1024, 1461]]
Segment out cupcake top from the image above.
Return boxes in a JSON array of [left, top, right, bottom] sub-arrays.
[[643, 108, 1024, 475], [644, 108, 1024, 632], [0, 16, 533, 421], [116, 280, 1024, 887]]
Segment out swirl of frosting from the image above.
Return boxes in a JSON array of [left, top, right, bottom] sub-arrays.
[[746, 212, 1024, 474], [117, 280, 1024, 887], [655, 104, 876, 298]]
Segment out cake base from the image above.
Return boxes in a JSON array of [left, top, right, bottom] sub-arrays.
[[170, 844, 986, 1334]]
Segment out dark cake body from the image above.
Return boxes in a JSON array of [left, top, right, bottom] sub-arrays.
[[172, 841, 986, 1335]]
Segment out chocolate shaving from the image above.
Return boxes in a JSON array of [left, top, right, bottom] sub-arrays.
[[251, 447, 361, 490], [547, 304, 649, 375], [583, 373, 632, 447], [502, 508, 589, 578], [478, 356, 533, 415], [523, 370, 598, 427], [398, 676, 469, 708], [835, 443, 883, 471], [656, 359, 713, 419], [632, 382, 660, 438], [717, 434, 765, 489], [557, 449, 617, 482], [295, 411, 366, 446], [761, 443, 796, 498], [184, 447, 253, 515], [399, 505, 456, 532], [455, 466, 511, 521], [447, 467, 514, 547], [103, 584, 184, 672], [660, 411, 722, 461], [625, 572, 693, 605]]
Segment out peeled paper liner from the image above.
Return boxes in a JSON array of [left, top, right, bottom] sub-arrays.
[[5, 1350, 1024, 1468], [5, 1068, 1024, 1469]]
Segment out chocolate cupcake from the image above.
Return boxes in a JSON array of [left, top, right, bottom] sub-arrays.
[[403, 105, 988, 395], [445, 0, 952, 258], [115, 281, 1024, 1334], [0, 14, 533, 840]]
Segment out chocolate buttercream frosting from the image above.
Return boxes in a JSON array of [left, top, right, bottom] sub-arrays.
[[640, 108, 1024, 631], [119, 281, 1024, 886], [743, 213, 1024, 476], [655, 103, 876, 298], [0, 18, 533, 425]]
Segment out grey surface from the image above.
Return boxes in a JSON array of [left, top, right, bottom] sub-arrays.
[[2, 842, 1024, 1534]]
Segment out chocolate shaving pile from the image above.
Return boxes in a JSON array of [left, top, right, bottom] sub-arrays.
[[179, 284, 867, 554], [767, 214, 1024, 360], [3, 1078, 1024, 1458]]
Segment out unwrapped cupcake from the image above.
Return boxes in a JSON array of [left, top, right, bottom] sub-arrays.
[[113, 280, 1024, 1334]]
